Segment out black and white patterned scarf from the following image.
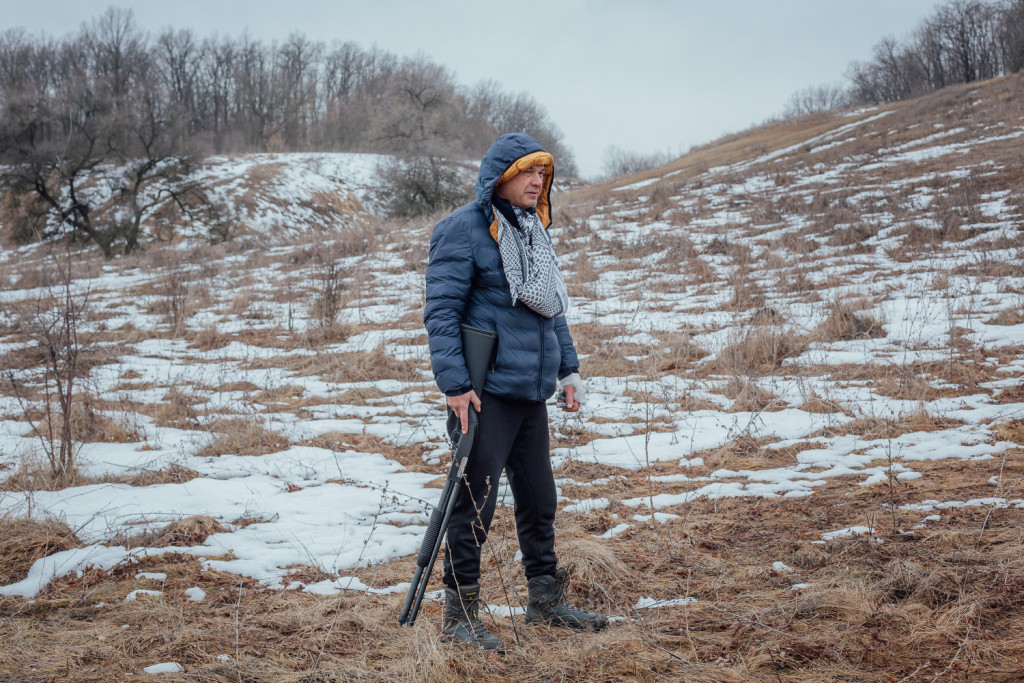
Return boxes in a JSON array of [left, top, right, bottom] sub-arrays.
[[493, 205, 568, 318]]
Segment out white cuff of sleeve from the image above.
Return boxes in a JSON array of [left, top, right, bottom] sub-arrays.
[[557, 372, 586, 406]]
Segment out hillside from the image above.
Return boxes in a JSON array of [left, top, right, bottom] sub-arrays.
[[0, 72, 1022, 680]]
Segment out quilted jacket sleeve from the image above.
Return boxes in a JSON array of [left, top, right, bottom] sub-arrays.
[[554, 315, 579, 380], [424, 215, 475, 396]]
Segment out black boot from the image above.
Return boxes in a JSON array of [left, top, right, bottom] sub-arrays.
[[441, 584, 505, 652], [526, 567, 609, 631]]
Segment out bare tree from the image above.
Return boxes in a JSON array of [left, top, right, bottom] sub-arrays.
[[1, 11, 585, 230], [999, 0, 1024, 72], [601, 145, 674, 179], [783, 83, 850, 117], [846, 0, 1017, 106]]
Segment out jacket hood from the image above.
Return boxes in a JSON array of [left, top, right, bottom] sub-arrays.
[[475, 133, 554, 240]]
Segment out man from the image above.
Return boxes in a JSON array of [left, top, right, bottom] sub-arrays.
[[424, 132, 608, 651]]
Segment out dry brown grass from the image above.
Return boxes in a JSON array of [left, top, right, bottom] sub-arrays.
[[994, 383, 1024, 404], [721, 377, 785, 412], [0, 517, 80, 586], [111, 515, 228, 549], [4, 69, 1024, 683], [195, 417, 291, 458], [243, 346, 427, 384], [19, 400, 144, 448], [2, 443, 1023, 680], [816, 298, 886, 342], [144, 387, 202, 429], [987, 307, 1024, 326], [712, 324, 809, 376], [118, 463, 201, 488], [797, 391, 853, 416], [311, 431, 438, 474], [992, 419, 1024, 445], [811, 408, 967, 440]]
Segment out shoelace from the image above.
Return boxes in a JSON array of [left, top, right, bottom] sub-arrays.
[[459, 599, 494, 639], [553, 570, 594, 618], [467, 616, 492, 638]]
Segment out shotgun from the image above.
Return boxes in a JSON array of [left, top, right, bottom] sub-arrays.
[[398, 324, 496, 626]]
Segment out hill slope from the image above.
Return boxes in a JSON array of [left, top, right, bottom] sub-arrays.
[[0, 74, 1022, 680]]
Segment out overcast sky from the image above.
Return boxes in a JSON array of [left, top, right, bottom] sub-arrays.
[[3, 0, 942, 177]]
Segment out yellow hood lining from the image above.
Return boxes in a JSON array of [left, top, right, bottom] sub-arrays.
[[489, 151, 554, 242]]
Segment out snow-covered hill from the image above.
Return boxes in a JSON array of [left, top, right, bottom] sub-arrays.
[[0, 72, 1022, 681]]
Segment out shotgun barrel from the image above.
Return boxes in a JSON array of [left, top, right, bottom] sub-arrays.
[[398, 324, 496, 626]]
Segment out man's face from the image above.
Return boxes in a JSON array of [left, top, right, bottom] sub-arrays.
[[496, 165, 546, 209]]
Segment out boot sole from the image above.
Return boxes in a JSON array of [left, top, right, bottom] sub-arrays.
[[441, 633, 507, 653], [525, 617, 609, 632]]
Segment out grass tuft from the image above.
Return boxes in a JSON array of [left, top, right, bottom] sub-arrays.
[[0, 517, 80, 585]]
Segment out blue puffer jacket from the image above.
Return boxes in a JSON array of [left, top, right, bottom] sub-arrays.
[[424, 133, 579, 402]]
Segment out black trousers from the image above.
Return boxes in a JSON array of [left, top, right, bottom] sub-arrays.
[[442, 391, 558, 589]]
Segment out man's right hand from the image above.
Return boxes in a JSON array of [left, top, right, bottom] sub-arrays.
[[446, 389, 481, 434]]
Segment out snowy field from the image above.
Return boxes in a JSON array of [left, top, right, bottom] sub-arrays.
[[1, 94, 1023, 628]]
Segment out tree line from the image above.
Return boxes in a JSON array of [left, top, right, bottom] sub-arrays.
[[0, 7, 575, 255], [786, 0, 1024, 115]]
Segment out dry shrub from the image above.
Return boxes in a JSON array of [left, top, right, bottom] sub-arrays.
[[144, 266, 208, 333], [785, 582, 876, 622], [894, 222, 949, 254], [829, 220, 881, 246], [252, 384, 326, 412], [816, 298, 886, 341], [196, 418, 290, 457], [703, 236, 730, 256], [655, 229, 699, 268], [654, 332, 710, 373], [713, 325, 809, 375], [25, 397, 145, 444], [986, 307, 1024, 326], [114, 515, 228, 549], [812, 409, 966, 439], [722, 377, 783, 412], [568, 323, 648, 378], [556, 199, 598, 241], [228, 290, 275, 321], [217, 381, 261, 393], [301, 321, 359, 347], [120, 463, 200, 487], [798, 390, 852, 416], [640, 183, 676, 223], [675, 393, 722, 411], [991, 419, 1024, 444], [786, 541, 831, 569], [149, 388, 201, 429], [994, 383, 1024, 404], [726, 266, 764, 312], [319, 347, 426, 384], [0, 517, 80, 585], [563, 252, 600, 293], [188, 325, 233, 351], [554, 521, 629, 604], [870, 368, 938, 401], [683, 253, 717, 283], [308, 245, 350, 328], [0, 452, 98, 491], [779, 229, 819, 255], [702, 433, 778, 470], [877, 558, 968, 610], [778, 265, 821, 295], [748, 306, 786, 326]]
